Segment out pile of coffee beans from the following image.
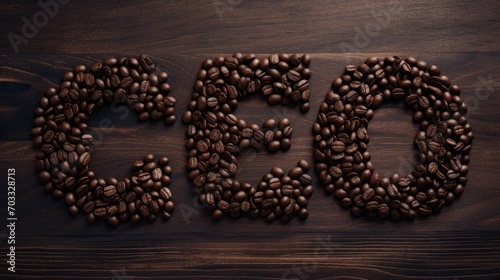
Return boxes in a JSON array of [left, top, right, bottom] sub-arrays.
[[183, 53, 313, 222], [237, 117, 294, 152], [31, 55, 175, 226], [313, 56, 472, 220]]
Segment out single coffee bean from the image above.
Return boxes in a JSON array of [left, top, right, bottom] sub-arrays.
[[328, 166, 342, 178], [93, 207, 107, 217], [286, 70, 301, 82], [141, 193, 153, 205], [103, 185, 117, 197], [282, 126, 293, 137], [418, 96, 430, 108], [331, 141, 345, 153], [267, 140, 280, 152], [83, 201, 95, 213], [362, 188, 375, 201]]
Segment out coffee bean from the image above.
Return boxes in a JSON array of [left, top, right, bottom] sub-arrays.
[[331, 141, 345, 153], [103, 185, 117, 197], [427, 162, 438, 174], [366, 201, 379, 211], [297, 79, 309, 91], [139, 54, 155, 73], [79, 152, 91, 166], [286, 70, 301, 82], [137, 172, 151, 182], [84, 73, 95, 87], [354, 105, 367, 115], [268, 140, 281, 152], [282, 126, 293, 137], [196, 140, 209, 153], [450, 157, 462, 171], [208, 67, 220, 80], [328, 166, 342, 179], [356, 127, 368, 140], [234, 191, 247, 202], [93, 207, 107, 217], [300, 174, 312, 186], [362, 188, 375, 201], [225, 56, 239, 69], [141, 193, 153, 205], [419, 205, 432, 216], [139, 205, 150, 218], [418, 96, 430, 108], [83, 201, 95, 213]]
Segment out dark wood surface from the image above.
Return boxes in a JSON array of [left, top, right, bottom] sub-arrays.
[[1, 1, 500, 279]]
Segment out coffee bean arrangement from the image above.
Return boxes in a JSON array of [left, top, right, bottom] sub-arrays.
[[313, 56, 473, 220], [31, 55, 175, 226], [183, 53, 313, 222]]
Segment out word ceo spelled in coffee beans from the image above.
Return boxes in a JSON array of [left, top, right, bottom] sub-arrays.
[[31, 54, 472, 226]]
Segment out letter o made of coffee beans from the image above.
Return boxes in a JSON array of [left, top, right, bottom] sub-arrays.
[[183, 53, 314, 222], [313, 56, 472, 220], [32, 55, 176, 226]]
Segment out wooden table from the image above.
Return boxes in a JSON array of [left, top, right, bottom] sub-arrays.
[[1, 1, 499, 279]]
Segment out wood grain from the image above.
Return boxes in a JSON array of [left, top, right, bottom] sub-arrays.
[[1, 1, 499, 54], [1, 1, 500, 279]]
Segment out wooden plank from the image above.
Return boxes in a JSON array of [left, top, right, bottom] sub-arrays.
[[6, 232, 500, 279], [1, 1, 499, 54]]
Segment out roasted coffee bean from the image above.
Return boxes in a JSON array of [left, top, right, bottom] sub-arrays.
[[141, 193, 153, 205], [137, 172, 151, 182], [139, 205, 150, 218], [427, 162, 438, 174], [331, 141, 345, 153], [281, 185, 294, 196], [83, 201, 95, 213], [418, 96, 430, 109], [313, 56, 472, 220], [328, 166, 342, 178], [268, 140, 281, 152], [362, 188, 375, 201], [264, 130, 274, 143], [225, 56, 239, 69], [103, 185, 117, 197], [286, 70, 301, 82], [93, 207, 107, 217], [282, 126, 293, 137], [159, 187, 172, 200], [139, 54, 155, 73]]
